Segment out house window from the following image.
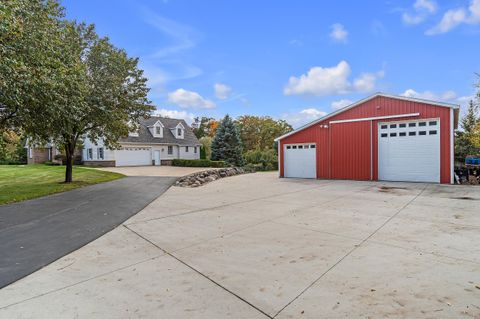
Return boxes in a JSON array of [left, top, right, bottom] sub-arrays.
[[185, 146, 189, 152], [98, 147, 104, 160], [168, 146, 173, 155], [177, 128, 182, 136], [194, 147, 197, 153], [29, 147, 33, 159], [87, 148, 93, 160], [155, 126, 161, 135]]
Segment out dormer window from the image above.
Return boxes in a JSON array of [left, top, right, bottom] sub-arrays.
[[174, 122, 185, 139], [151, 120, 164, 137]]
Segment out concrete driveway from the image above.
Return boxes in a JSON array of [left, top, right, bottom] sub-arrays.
[[1, 173, 479, 318], [98, 165, 216, 176]]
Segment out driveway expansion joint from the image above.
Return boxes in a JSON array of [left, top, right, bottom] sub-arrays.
[[122, 224, 274, 319], [271, 184, 429, 318]]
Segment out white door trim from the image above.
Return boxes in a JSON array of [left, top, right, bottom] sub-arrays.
[[450, 108, 454, 184], [330, 113, 420, 124]]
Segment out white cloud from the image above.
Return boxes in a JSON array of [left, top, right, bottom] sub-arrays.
[[331, 99, 353, 110], [284, 61, 384, 96], [281, 108, 328, 128], [213, 83, 232, 100], [329, 23, 348, 43], [401, 89, 457, 101], [402, 89, 476, 114], [402, 0, 437, 25], [154, 108, 196, 124], [167, 88, 216, 109], [353, 70, 385, 93], [426, 0, 480, 35], [415, 0, 437, 13]]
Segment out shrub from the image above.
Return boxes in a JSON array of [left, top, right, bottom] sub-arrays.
[[172, 159, 226, 167], [44, 161, 61, 166], [0, 160, 23, 165], [244, 149, 278, 171]]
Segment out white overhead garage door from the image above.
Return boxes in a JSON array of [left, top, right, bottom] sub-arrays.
[[115, 147, 152, 167], [284, 143, 316, 179], [378, 119, 440, 183]]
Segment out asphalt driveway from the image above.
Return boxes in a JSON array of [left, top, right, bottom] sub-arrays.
[[0, 176, 176, 288], [1, 173, 479, 318]]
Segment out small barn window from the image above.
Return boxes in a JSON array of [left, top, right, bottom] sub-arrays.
[[419, 131, 427, 135], [292, 145, 297, 149], [298, 145, 303, 149], [390, 133, 397, 137], [409, 131, 416, 136], [381, 133, 388, 138], [304, 145, 309, 149], [381, 125, 388, 129], [429, 130, 437, 135], [310, 145, 316, 148], [399, 123, 406, 128], [409, 123, 416, 127], [429, 121, 437, 126], [390, 124, 397, 128], [419, 122, 426, 127], [399, 132, 406, 136], [286, 146, 291, 149]]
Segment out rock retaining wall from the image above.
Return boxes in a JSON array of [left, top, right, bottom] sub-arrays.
[[175, 167, 247, 187]]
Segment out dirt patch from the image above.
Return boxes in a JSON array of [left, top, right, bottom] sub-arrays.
[[378, 186, 408, 193], [451, 196, 477, 200]]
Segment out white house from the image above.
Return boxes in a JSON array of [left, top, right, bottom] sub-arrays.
[[82, 116, 201, 167]]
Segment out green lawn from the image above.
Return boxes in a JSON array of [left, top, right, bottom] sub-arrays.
[[0, 165, 124, 205]]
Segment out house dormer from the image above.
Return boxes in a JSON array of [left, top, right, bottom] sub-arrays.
[[148, 120, 164, 138], [173, 122, 185, 139]]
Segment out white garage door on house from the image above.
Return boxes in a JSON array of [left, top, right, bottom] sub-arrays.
[[378, 119, 440, 183], [284, 143, 316, 178], [115, 147, 152, 167]]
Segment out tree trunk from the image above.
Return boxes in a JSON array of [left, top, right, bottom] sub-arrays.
[[64, 141, 75, 183]]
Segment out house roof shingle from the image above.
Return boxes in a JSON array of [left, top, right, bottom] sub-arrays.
[[119, 116, 200, 146]]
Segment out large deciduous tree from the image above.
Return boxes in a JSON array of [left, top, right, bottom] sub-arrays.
[[236, 115, 292, 151], [49, 22, 152, 182], [0, 0, 65, 131], [1, 1, 152, 182], [211, 115, 244, 166]]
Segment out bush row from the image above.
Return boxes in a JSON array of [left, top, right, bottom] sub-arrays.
[[172, 159, 226, 168]]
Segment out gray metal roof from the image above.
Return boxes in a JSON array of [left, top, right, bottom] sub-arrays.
[[119, 116, 200, 146]]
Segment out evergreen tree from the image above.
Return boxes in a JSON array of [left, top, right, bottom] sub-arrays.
[[455, 100, 480, 160], [211, 115, 244, 166]]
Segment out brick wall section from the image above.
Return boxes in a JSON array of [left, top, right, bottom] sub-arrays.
[[83, 161, 116, 167]]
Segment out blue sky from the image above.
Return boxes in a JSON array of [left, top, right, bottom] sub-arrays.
[[63, 0, 480, 127]]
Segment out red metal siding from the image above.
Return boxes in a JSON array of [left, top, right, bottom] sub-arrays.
[[331, 121, 371, 180], [280, 96, 452, 183]]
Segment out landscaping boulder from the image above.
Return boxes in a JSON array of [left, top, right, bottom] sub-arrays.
[[175, 167, 247, 187]]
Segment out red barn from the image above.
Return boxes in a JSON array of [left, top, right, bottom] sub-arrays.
[[275, 93, 459, 184]]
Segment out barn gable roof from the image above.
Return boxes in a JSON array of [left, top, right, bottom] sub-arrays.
[[275, 92, 460, 142]]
